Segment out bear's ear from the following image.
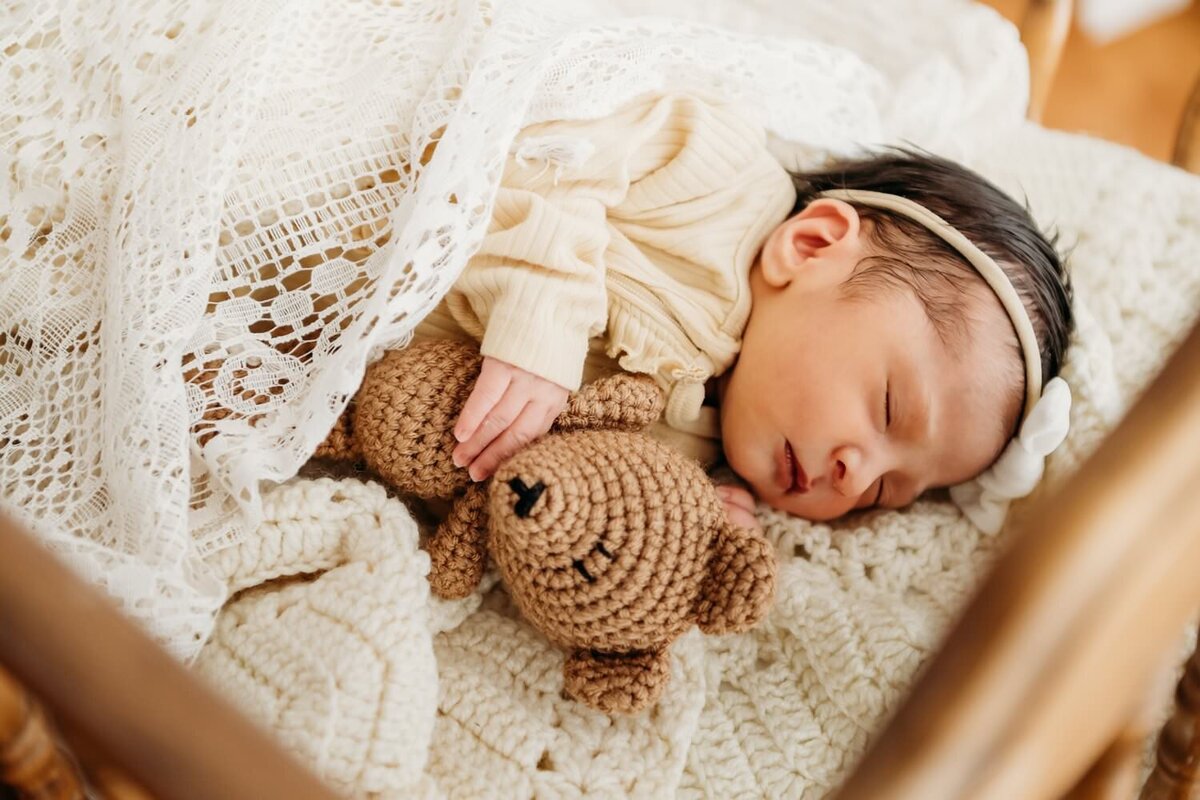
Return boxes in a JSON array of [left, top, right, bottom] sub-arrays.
[[554, 373, 665, 433], [696, 524, 777, 635]]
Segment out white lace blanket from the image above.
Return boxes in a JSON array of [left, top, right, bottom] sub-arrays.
[[194, 124, 1200, 798], [3, 0, 1015, 659]]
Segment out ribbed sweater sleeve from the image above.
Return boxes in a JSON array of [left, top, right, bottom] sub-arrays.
[[447, 182, 610, 391], [443, 92, 755, 391]]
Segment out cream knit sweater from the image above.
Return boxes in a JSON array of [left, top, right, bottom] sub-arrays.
[[414, 92, 797, 465]]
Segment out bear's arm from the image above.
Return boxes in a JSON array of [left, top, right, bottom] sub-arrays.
[[425, 482, 490, 599], [695, 524, 777, 635]]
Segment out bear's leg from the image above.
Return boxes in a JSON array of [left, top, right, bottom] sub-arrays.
[[425, 482, 489, 599], [562, 648, 671, 714]]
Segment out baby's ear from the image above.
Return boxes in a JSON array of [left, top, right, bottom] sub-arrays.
[[554, 373, 665, 432], [696, 524, 777, 635]]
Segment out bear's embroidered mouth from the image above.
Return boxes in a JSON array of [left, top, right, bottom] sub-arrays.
[[572, 540, 615, 583]]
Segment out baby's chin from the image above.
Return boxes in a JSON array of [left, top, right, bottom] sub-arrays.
[[760, 494, 852, 523]]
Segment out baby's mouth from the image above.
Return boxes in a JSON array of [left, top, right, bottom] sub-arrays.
[[783, 440, 810, 495]]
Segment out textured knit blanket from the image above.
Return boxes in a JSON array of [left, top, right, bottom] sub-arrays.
[[194, 123, 1200, 798]]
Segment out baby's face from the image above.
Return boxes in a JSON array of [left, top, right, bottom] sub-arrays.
[[718, 204, 1020, 521]]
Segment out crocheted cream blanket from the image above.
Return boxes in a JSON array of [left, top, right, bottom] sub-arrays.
[[194, 123, 1200, 798]]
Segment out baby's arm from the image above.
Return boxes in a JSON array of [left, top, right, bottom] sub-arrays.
[[447, 94, 722, 480]]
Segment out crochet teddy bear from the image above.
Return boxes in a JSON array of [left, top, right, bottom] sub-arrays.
[[316, 338, 777, 713]]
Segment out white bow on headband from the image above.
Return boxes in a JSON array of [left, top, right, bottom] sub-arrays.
[[949, 376, 1072, 534]]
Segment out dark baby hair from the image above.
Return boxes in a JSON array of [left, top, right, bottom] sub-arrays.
[[791, 149, 1074, 428]]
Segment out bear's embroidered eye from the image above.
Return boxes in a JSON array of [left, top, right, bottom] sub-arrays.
[[508, 477, 546, 518]]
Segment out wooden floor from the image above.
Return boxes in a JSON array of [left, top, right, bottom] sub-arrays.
[[982, 0, 1200, 162]]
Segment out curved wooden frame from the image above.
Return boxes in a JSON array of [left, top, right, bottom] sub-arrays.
[[1173, 70, 1200, 173], [1142, 638, 1200, 798], [1020, 0, 1074, 122], [0, 511, 339, 800]]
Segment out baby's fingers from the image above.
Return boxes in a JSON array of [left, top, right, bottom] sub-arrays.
[[721, 501, 761, 531], [452, 385, 528, 472], [466, 402, 557, 482], [454, 358, 512, 443], [716, 484, 757, 514]]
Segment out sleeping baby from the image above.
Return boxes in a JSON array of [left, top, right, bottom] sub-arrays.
[[410, 92, 1074, 532]]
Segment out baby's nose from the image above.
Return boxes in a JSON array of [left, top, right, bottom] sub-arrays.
[[829, 445, 867, 496], [507, 476, 546, 518]]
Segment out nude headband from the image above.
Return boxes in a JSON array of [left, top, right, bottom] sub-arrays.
[[817, 188, 1042, 420]]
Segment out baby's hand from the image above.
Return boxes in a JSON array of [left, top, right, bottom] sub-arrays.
[[715, 484, 761, 531], [452, 356, 570, 482]]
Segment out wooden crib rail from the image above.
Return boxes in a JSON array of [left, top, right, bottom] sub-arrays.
[[834, 317, 1200, 800], [0, 513, 341, 800], [1174, 71, 1200, 173], [0, 666, 84, 798], [1020, 0, 1074, 122]]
